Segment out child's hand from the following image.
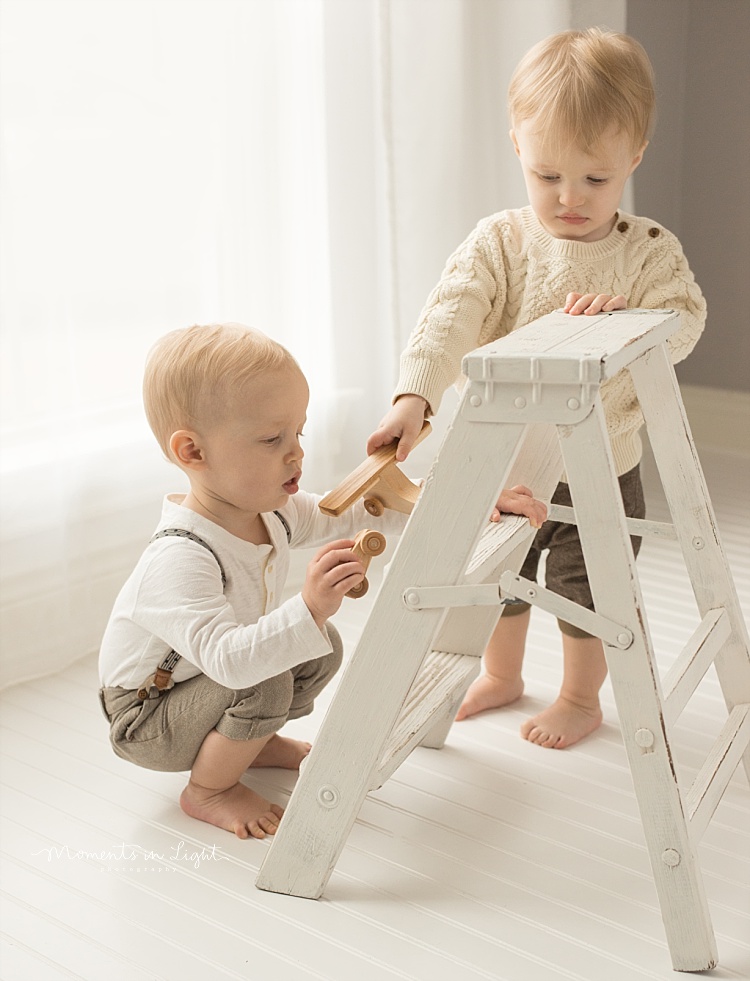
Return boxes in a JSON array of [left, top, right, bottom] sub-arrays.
[[490, 485, 547, 528], [302, 539, 366, 628], [564, 292, 627, 316], [366, 395, 428, 462]]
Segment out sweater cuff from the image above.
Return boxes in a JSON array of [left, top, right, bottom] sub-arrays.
[[394, 354, 458, 415]]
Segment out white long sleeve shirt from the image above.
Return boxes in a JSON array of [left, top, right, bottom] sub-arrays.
[[99, 492, 407, 691]]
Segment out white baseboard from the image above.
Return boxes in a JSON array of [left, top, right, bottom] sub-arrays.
[[680, 384, 750, 456]]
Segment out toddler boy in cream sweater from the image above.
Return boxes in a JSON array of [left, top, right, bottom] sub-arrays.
[[368, 29, 706, 749]]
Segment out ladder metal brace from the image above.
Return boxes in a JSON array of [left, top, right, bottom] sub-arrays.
[[499, 571, 634, 649], [403, 575, 634, 650], [403, 583, 507, 611]]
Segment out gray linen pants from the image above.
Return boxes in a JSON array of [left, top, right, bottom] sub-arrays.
[[99, 625, 343, 772]]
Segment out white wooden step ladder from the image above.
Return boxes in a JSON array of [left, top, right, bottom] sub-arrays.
[[256, 309, 750, 973]]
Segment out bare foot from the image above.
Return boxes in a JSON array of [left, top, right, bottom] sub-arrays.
[[180, 780, 284, 839], [250, 734, 311, 770], [455, 674, 524, 721], [520, 696, 602, 749]]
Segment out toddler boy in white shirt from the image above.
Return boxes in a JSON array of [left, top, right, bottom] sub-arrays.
[[99, 323, 408, 839], [100, 322, 545, 839]]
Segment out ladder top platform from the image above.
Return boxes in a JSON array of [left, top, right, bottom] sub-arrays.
[[463, 308, 679, 385]]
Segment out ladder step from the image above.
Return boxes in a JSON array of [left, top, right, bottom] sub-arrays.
[[686, 703, 750, 841], [373, 650, 479, 789], [463, 309, 681, 385], [465, 515, 534, 582], [663, 609, 731, 728]]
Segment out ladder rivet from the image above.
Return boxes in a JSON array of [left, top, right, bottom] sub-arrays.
[[567, 397, 580, 410], [406, 591, 420, 606], [514, 396, 526, 408], [635, 728, 654, 748], [318, 786, 339, 808], [470, 395, 482, 407], [526, 588, 536, 598], [617, 632, 632, 647], [662, 848, 681, 867], [692, 537, 705, 550]]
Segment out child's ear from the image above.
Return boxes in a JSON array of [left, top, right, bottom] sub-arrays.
[[170, 430, 206, 469], [629, 141, 648, 174], [510, 128, 520, 157]]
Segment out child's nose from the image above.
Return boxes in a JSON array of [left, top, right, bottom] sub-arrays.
[[559, 183, 584, 207]]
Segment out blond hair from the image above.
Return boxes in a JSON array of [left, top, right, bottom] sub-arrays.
[[143, 323, 299, 460], [508, 28, 655, 156]]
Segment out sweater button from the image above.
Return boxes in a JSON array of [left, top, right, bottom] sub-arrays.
[[648, 226, 660, 237], [617, 221, 629, 232]]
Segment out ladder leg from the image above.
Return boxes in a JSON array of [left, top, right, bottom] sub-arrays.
[[420, 684, 477, 750], [256, 411, 527, 898], [561, 398, 718, 973], [630, 344, 750, 784]]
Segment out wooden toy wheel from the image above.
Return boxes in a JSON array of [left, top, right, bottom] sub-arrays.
[[364, 496, 385, 517], [359, 531, 386, 557], [346, 577, 369, 599]]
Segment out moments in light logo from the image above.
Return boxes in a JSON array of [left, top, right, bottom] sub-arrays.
[[32, 840, 225, 872]]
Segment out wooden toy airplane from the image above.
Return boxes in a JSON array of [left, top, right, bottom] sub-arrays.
[[319, 421, 431, 518]]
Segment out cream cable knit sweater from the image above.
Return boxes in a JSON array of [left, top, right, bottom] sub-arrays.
[[395, 206, 706, 476]]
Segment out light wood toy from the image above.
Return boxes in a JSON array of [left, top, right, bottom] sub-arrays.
[[346, 529, 387, 599], [319, 421, 431, 518], [257, 310, 750, 974]]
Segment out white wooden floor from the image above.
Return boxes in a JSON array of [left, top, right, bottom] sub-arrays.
[[1, 445, 748, 981]]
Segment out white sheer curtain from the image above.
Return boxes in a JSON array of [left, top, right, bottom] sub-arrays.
[[0, 0, 624, 687]]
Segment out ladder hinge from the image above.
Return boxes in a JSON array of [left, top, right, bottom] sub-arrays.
[[462, 358, 601, 424]]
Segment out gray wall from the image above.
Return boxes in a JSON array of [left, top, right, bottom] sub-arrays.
[[627, 0, 750, 392]]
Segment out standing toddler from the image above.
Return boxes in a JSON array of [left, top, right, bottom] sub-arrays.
[[368, 29, 706, 749]]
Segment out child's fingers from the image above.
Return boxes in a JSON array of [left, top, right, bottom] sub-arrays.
[[366, 427, 395, 455], [326, 561, 366, 589], [313, 539, 355, 562], [394, 432, 415, 463], [508, 484, 533, 498], [310, 543, 366, 584], [584, 294, 626, 315], [566, 294, 627, 316], [527, 500, 548, 528], [494, 486, 548, 528], [518, 504, 546, 528], [566, 293, 598, 315]]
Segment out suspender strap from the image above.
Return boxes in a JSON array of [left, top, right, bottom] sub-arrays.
[[137, 512, 292, 699], [150, 528, 227, 585], [273, 509, 292, 543]]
